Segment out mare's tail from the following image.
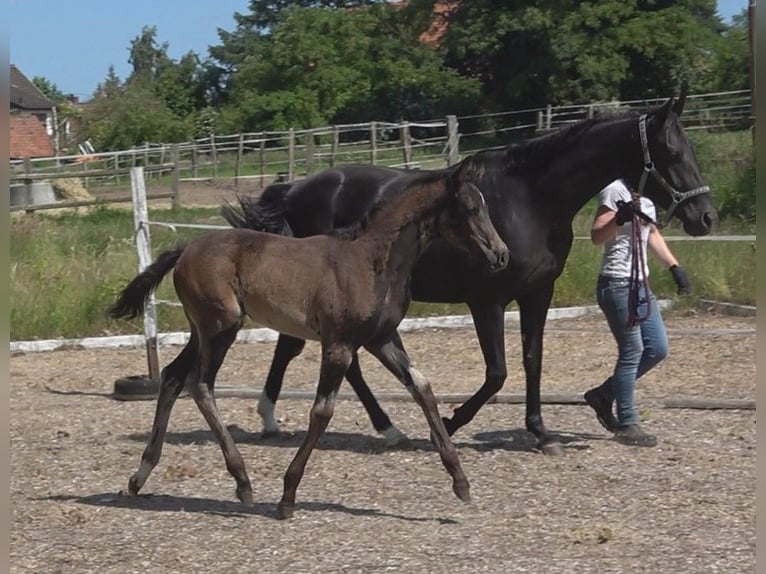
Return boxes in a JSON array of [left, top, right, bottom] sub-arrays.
[[221, 183, 294, 236], [108, 247, 185, 320]]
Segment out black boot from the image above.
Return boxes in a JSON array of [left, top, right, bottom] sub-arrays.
[[613, 424, 657, 447], [584, 386, 619, 432]]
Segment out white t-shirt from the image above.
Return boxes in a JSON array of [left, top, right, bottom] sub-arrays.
[[598, 179, 656, 279]]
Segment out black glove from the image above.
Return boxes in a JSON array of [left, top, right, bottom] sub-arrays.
[[614, 200, 636, 226], [670, 265, 691, 295]]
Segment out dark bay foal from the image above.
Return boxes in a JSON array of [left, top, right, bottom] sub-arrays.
[[108, 169, 509, 519]]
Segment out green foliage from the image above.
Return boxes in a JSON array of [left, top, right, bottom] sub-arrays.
[[215, 4, 480, 131], [32, 76, 68, 103], [688, 130, 755, 223]]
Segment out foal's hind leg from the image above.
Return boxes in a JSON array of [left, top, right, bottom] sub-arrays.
[[128, 334, 197, 496], [278, 343, 353, 520], [345, 354, 408, 446], [258, 334, 306, 436], [188, 325, 254, 504], [365, 335, 471, 503]]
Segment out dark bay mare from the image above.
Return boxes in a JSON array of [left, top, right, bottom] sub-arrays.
[[223, 96, 718, 455], [109, 169, 509, 519]]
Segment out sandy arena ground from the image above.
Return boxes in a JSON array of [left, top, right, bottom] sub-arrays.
[[10, 310, 755, 574]]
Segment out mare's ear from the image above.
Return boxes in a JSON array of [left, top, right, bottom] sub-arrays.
[[672, 88, 687, 116]]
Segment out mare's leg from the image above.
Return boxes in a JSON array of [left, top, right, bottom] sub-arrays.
[[365, 335, 470, 503], [518, 285, 563, 456], [128, 331, 198, 496], [442, 301, 507, 436], [257, 334, 306, 436], [278, 343, 353, 519], [188, 324, 255, 504], [344, 354, 408, 446]]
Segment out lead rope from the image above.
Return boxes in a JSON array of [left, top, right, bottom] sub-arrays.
[[627, 192, 651, 326]]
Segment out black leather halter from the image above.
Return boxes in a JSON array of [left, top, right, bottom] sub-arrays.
[[635, 114, 710, 228]]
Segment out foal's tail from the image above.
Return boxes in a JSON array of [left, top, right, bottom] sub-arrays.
[[221, 183, 294, 236], [108, 247, 185, 320]]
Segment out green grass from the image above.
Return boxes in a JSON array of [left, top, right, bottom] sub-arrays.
[[9, 203, 755, 340]]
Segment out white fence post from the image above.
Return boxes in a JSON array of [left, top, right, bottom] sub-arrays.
[[130, 167, 161, 382]]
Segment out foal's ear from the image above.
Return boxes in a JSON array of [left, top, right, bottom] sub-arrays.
[[457, 181, 483, 204]]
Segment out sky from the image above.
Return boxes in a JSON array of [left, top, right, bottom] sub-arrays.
[[8, 0, 751, 101]]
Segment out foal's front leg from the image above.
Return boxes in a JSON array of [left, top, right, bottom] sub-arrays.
[[278, 343, 353, 520], [365, 334, 471, 503], [188, 327, 254, 504]]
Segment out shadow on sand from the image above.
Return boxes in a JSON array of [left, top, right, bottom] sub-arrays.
[[121, 425, 603, 455], [41, 492, 459, 524]]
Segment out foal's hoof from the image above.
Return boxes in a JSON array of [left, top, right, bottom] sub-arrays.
[[540, 440, 565, 456], [237, 486, 254, 506], [453, 479, 471, 503], [127, 475, 141, 496], [277, 501, 294, 520]]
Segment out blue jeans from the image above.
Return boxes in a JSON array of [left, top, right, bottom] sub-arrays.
[[596, 275, 669, 426]]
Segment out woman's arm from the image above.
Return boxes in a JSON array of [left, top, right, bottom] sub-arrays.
[[590, 205, 618, 245], [647, 225, 680, 269]]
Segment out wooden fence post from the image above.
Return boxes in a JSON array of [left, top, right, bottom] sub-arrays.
[[235, 133, 244, 186], [210, 135, 218, 182], [400, 121, 412, 168], [130, 166, 161, 383], [171, 144, 180, 208], [259, 135, 266, 188], [288, 128, 295, 181], [446, 115, 459, 166], [370, 121, 377, 164], [191, 142, 198, 179], [305, 130, 315, 174], [330, 126, 339, 167]]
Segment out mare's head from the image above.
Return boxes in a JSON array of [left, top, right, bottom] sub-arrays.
[[438, 180, 509, 272], [630, 94, 718, 235]]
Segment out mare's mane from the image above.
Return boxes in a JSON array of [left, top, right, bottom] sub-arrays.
[[500, 106, 650, 173]]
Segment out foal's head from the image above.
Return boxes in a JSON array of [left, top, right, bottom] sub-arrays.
[[438, 181, 510, 272]]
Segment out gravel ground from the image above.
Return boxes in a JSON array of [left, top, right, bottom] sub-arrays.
[[10, 311, 755, 574]]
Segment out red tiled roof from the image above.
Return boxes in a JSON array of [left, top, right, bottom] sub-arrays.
[[10, 115, 54, 159]]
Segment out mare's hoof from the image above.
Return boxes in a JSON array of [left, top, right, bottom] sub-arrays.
[[261, 429, 281, 439], [277, 501, 294, 520], [453, 479, 471, 503], [540, 441, 565, 456], [127, 475, 141, 496], [237, 486, 254, 506]]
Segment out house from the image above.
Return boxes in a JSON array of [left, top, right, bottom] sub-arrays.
[[10, 64, 56, 159]]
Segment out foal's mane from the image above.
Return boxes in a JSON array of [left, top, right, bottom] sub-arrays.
[[501, 106, 649, 173], [330, 168, 456, 241]]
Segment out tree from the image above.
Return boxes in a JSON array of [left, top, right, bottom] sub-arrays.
[[702, 10, 751, 92], [211, 3, 480, 131], [437, 0, 727, 107], [32, 77, 67, 103]]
